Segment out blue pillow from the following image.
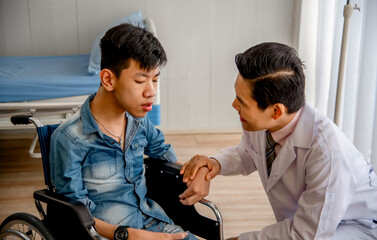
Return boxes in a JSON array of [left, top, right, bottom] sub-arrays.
[[88, 11, 146, 75]]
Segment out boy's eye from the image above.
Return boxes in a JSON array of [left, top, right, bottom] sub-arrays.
[[135, 80, 145, 84], [153, 79, 159, 83]]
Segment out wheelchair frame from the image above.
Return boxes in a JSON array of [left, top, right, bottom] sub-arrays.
[[0, 115, 224, 240]]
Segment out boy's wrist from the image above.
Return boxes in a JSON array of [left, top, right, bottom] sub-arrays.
[[112, 225, 118, 239]]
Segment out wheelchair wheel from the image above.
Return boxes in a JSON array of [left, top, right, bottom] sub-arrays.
[[0, 212, 55, 240]]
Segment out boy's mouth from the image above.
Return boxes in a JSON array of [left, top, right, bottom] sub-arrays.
[[141, 102, 153, 112]]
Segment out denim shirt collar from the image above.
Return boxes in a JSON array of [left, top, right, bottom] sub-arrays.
[[81, 93, 100, 135], [81, 93, 143, 147]]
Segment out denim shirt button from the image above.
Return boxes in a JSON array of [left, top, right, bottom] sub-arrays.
[[134, 143, 138, 148], [111, 141, 116, 144]]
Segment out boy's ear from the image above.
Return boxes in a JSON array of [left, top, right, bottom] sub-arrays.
[[100, 69, 116, 91], [272, 103, 285, 120]]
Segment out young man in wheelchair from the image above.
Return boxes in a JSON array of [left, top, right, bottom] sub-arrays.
[[50, 23, 208, 240]]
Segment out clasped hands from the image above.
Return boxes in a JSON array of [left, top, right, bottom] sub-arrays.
[[179, 155, 238, 240], [178, 155, 221, 205]]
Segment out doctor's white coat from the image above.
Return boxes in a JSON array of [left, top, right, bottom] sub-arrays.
[[213, 103, 377, 240]]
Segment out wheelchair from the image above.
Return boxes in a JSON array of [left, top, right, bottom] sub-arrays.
[[0, 115, 224, 240]]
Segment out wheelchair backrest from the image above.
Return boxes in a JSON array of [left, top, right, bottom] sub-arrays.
[[36, 124, 60, 190]]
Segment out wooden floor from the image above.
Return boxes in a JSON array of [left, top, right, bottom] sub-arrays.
[[0, 132, 275, 239]]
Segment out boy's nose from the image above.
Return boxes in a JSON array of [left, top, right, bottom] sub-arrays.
[[143, 82, 156, 98]]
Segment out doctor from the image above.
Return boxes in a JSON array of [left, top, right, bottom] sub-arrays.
[[179, 42, 377, 239]]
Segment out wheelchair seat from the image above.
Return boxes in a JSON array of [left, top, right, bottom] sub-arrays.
[[0, 115, 224, 240]]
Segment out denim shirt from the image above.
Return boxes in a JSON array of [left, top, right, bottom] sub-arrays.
[[50, 94, 177, 228]]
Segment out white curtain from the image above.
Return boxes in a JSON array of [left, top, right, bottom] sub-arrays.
[[299, 0, 377, 167]]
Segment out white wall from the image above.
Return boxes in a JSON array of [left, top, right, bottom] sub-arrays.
[[0, 0, 300, 132]]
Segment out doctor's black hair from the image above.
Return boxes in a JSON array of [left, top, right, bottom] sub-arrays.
[[235, 42, 305, 114], [100, 23, 167, 78]]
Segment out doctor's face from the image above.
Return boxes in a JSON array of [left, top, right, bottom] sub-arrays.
[[232, 74, 273, 131]]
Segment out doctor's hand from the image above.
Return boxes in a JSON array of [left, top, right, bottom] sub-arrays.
[[179, 167, 210, 205], [180, 154, 221, 183]]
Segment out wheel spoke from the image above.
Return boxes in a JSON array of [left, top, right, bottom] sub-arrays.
[[1, 213, 53, 240]]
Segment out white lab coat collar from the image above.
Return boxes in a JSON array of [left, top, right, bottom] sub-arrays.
[[267, 102, 315, 190], [290, 102, 315, 149]]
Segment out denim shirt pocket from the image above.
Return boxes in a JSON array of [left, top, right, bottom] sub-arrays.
[[130, 138, 148, 156], [83, 151, 117, 180], [129, 138, 148, 177]]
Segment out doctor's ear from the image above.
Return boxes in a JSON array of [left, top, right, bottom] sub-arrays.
[[272, 103, 285, 120], [100, 69, 116, 91]]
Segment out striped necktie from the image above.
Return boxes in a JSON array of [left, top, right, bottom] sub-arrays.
[[266, 131, 277, 177]]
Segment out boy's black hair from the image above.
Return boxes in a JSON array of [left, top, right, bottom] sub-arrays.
[[235, 42, 305, 114], [100, 23, 167, 77]]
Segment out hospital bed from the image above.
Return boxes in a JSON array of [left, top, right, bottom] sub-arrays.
[[0, 14, 161, 158], [0, 54, 99, 131]]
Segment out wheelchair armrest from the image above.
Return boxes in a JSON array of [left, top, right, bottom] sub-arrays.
[[33, 189, 95, 228], [144, 157, 182, 175], [144, 158, 223, 240]]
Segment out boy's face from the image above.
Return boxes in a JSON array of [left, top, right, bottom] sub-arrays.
[[232, 74, 274, 131], [113, 59, 159, 118]]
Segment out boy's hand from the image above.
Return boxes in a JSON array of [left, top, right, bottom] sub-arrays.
[[128, 228, 188, 240], [179, 167, 210, 205], [180, 155, 221, 183]]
